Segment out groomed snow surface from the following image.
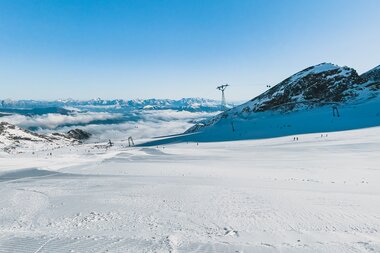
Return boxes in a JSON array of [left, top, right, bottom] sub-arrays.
[[1, 127, 380, 252]]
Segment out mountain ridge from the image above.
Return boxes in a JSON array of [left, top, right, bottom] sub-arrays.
[[184, 63, 380, 134], [0, 98, 232, 113], [137, 63, 380, 146], [0, 122, 91, 153]]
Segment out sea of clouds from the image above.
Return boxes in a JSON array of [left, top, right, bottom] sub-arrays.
[[1, 109, 218, 142], [1, 112, 123, 130], [63, 110, 218, 142]]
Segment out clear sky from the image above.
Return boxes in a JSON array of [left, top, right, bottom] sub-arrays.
[[1, 0, 380, 101]]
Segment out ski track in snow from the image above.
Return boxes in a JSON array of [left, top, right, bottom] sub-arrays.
[[0, 127, 380, 252]]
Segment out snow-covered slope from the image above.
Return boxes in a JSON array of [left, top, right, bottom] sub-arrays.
[[0, 122, 91, 153], [141, 63, 380, 145], [215, 63, 371, 116], [1, 127, 380, 252]]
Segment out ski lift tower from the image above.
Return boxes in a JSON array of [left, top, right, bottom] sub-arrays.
[[217, 84, 229, 110]]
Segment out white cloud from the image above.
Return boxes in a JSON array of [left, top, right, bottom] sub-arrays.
[[140, 109, 217, 122], [1, 109, 218, 142], [1, 112, 123, 129], [57, 110, 218, 142]]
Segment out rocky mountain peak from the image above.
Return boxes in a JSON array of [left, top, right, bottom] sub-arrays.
[[186, 63, 379, 134], [361, 65, 380, 91], [361, 65, 380, 82], [66, 129, 92, 140], [242, 63, 366, 113], [0, 122, 91, 153]]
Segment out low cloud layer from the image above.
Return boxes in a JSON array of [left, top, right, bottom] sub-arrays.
[[1, 109, 218, 142], [56, 110, 218, 142], [1, 112, 123, 130]]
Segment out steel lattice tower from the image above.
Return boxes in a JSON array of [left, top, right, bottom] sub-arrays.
[[217, 84, 229, 110]]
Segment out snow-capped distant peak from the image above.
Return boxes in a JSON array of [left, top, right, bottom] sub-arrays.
[[0, 98, 230, 113]]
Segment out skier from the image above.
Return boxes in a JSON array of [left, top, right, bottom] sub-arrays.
[[332, 106, 340, 117], [128, 136, 134, 147]]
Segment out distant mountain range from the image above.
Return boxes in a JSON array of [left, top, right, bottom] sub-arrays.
[[2, 63, 380, 148], [142, 63, 380, 145], [0, 98, 229, 151], [0, 98, 232, 114]]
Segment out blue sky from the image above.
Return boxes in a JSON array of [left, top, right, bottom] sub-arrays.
[[0, 0, 379, 101]]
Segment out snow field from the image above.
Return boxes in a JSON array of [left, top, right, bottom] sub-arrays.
[[0, 127, 380, 252]]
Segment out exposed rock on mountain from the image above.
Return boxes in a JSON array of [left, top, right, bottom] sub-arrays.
[[0, 122, 91, 153], [361, 65, 380, 90], [184, 63, 380, 136], [51, 129, 91, 141], [361, 65, 380, 82], [239, 63, 366, 113], [66, 129, 92, 140], [0, 122, 49, 142]]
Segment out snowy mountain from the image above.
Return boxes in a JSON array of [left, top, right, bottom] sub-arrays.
[[0, 98, 227, 134], [140, 63, 380, 145], [0, 107, 73, 116], [0, 98, 231, 113], [226, 63, 368, 113], [0, 122, 91, 153], [361, 65, 380, 90]]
